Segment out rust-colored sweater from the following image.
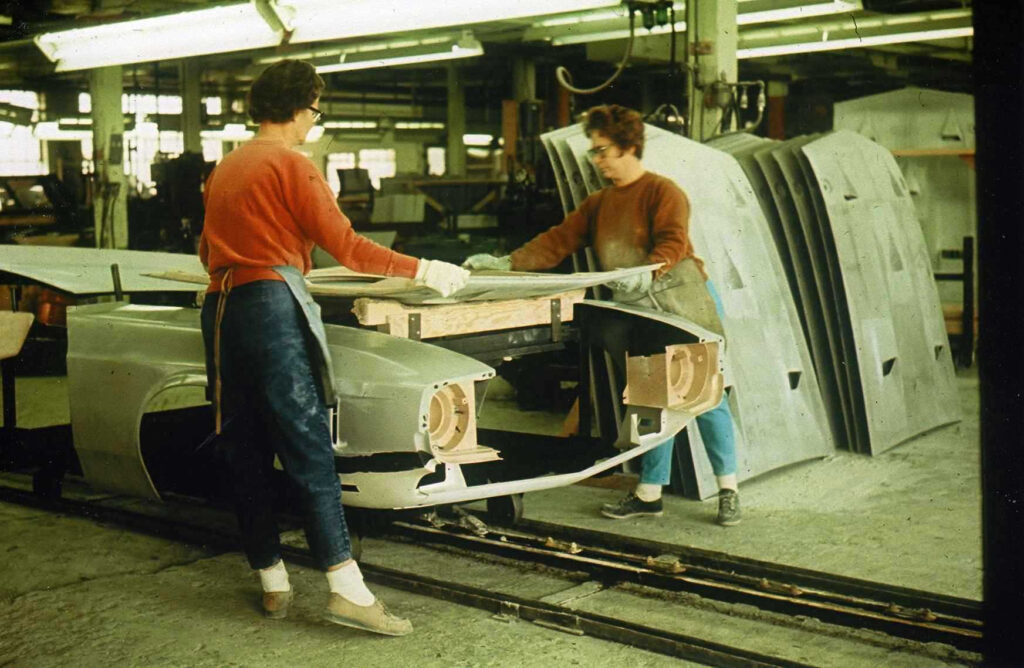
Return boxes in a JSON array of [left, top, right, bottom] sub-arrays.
[[510, 171, 705, 279], [199, 137, 418, 292]]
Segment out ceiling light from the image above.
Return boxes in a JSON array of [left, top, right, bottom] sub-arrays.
[[34, 3, 284, 72], [736, 1, 862, 26], [323, 120, 379, 130], [271, 0, 621, 45], [395, 121, 445, 130], [551, 19, 686, 45], [738, 25, 972, 58], [315, 33, 483, 73]]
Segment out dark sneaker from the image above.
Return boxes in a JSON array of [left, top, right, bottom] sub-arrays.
[[325, 593, 413, 636], [261, 590, 293, 619], [716, 489, 741, 526], [600, 493, 663, 519]]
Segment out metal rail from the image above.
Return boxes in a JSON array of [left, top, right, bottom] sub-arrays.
[[0, 482, 815, 668], [382, 514, 982, 653]]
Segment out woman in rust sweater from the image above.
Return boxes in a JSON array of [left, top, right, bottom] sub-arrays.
[[199, 60, 467, 636], [465, 105, 740, 526]]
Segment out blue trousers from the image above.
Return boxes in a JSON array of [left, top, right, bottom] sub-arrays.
[[201, 280, 352, 571], [640, 281, 737, 485]]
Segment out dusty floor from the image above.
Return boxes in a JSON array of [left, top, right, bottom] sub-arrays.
[[0, 367, 981, 666]]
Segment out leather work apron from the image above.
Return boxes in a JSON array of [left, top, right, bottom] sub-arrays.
[[211, 265, 338, 434], [611, 257, 725, 336]]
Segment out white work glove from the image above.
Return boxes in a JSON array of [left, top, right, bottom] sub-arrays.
[[606, 270, 654, 293], [462, 253, 512, 271], [415, 259, 471, 297]]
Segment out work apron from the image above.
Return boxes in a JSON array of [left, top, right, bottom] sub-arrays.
[[611, 257, 725, 337], [211, 265, 338, 434]]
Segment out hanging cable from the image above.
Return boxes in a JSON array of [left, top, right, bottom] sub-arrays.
[[555, 9, 636, 96]]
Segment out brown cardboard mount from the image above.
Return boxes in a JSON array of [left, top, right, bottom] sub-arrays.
[[623, 342, 723, 416]]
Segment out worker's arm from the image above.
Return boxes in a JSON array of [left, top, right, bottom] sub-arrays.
[[644, 180, 692, 279], [287, 161, 419, 278]]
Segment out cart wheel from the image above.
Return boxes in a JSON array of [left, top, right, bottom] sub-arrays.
[[484, 493, 524, 525]]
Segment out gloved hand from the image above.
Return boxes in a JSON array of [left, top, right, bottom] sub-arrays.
[[462, 253, 512, 271], [415, 259, 471, 297], [606, 270, 654, 293]]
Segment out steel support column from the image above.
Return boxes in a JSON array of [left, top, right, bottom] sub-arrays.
[[88, 66, 128, 249]]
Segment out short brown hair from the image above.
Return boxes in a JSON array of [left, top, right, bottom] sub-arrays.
[[248, 60, 325, 124], [583, 104, 645, 159]]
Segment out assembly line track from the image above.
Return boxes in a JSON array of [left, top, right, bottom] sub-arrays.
[[0, 482, 817, 668], [383, 513, 982, 653]]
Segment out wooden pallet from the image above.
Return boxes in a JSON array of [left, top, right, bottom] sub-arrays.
[[352, 289, 585, 339]]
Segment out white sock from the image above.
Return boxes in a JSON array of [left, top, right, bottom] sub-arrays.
[[635, 483, 662, 502], [326, 561, 376, 606], [716, 474, 738, 492], [258, 560, 290, 593]]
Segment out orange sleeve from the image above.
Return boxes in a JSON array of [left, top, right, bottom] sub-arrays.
[[284, 160, 419, 278], [509, 192, 599, 271]]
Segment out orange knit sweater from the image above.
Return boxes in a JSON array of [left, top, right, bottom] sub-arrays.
[[510, 171, 705, 280], [199, 138, 418, 292]]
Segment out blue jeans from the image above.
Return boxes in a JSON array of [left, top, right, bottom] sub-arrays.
[[640, 280, 737, 485], [201, 280, 352, 571]]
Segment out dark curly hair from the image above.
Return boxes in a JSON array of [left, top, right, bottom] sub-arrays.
[[583, 104, 645, 159], [248, 60, 325, 124]]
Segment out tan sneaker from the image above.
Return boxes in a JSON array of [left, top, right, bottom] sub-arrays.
[[262, 590, 294, 619], [325, 593, 413, 636]]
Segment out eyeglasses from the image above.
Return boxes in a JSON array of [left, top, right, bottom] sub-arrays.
[[587, 144, 617, 159], [308, 106, 323, 123]]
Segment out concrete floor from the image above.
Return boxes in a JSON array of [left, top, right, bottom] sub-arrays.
[[0, 367, 980, 666]]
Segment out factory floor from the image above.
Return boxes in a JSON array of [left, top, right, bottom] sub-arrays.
[[0, 367, 980, 666]]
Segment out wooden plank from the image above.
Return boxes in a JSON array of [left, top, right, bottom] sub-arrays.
[[352, 290, 584, 339]]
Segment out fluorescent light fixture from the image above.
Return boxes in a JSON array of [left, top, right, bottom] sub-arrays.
[[736, 1, 861, 26], [463, 134, 495, 147], [305, 126, 325, 143], [738, 26, 972, 58], [34, 3, 284, 72], [323, 120, 379, 130], [395, 121, 445, 130], [272, 0, 621, 45], [58, 117, 91, 126], [315, 33, 483, 73], [551, 20, 686, 45]]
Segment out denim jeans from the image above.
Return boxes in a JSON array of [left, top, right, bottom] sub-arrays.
[[201, 280, 351, 571], [640, 280, 737, 485]]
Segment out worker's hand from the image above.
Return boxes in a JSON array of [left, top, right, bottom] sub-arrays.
[[606, 270, 654, 293], [462, 254, 512, 271], [415, 259, 471, 297]]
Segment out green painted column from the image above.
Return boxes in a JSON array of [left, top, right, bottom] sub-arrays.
[[446, 64, 466, 177], [88, 65, 128, 249]]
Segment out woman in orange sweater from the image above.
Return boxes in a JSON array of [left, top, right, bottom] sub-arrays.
[[464, 105, 740, 527], [199, 60, 467, 636]]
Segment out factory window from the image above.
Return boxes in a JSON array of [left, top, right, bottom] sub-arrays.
[[325, 152, 357, 195], [357, 149, 396, 189], [0, 90, 46, 176], [427, 147, 445, 176]]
